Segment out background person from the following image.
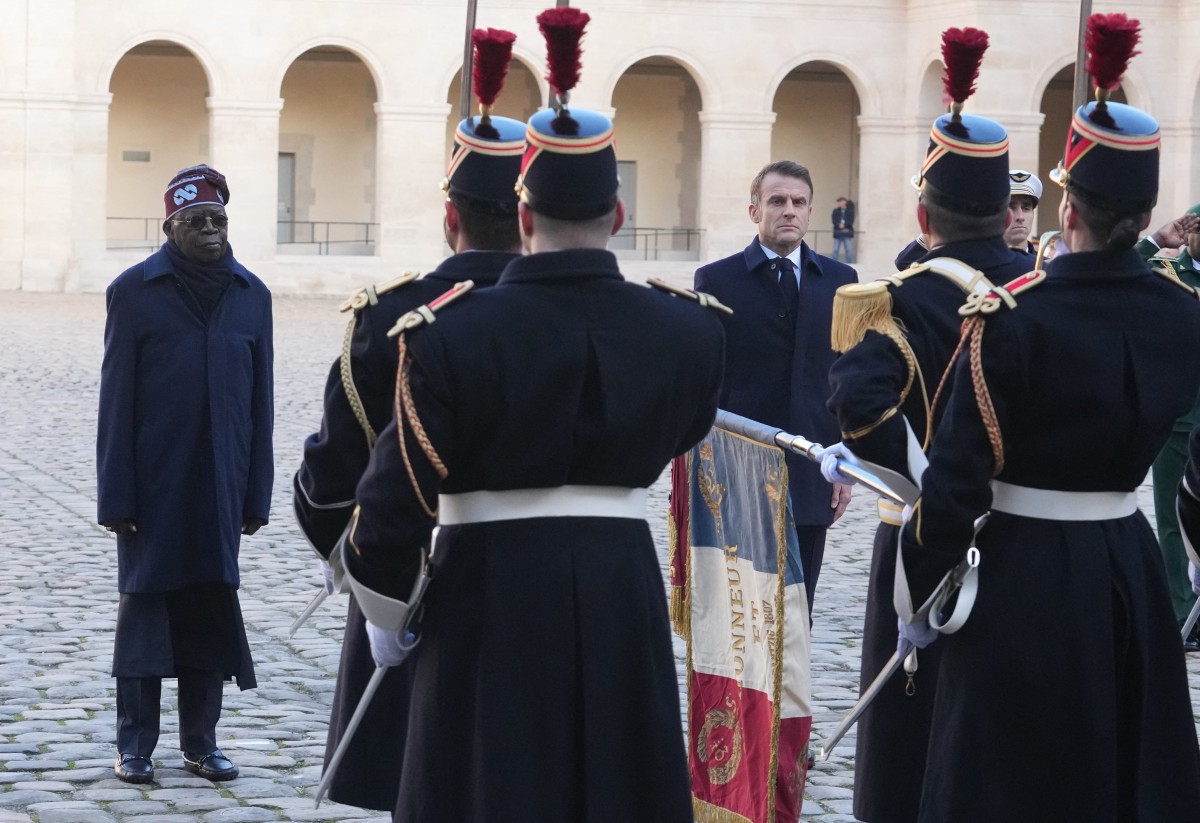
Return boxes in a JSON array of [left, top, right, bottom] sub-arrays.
[[832, 195, 856, 263]]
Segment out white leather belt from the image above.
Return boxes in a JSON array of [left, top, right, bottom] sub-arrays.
[[989, 481, 1138, 521], [877, 499, 905, 526], [438, 485, 648, 525]]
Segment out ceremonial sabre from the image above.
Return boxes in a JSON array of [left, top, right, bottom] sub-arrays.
[[713, 409, 906, 504], [817, 517, 986, 760], [313, 664, 388, 807], [288, 587, 329, 637], [1182, 594, 1200, 642]]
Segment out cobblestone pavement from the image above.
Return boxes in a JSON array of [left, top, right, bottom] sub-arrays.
[[2, 291, 1198, 823]]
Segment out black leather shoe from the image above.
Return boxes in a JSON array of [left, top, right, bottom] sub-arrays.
[[1184, 622, 1200, 653], [182, 749, 239, 781], [114, 753, 154, 784]]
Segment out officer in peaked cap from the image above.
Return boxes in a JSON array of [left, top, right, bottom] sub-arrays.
[[292, 35, 526, 810], [897, 14, 1200, 819], [821, 27, 1032, 823], [1004, 169, 1042, 258], [339, 8, 726, 819]]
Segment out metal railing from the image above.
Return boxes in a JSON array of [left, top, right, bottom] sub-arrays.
[[805, 229, 864, 264], [105, 218, 379, 256], [277, 221, 377, 256], [106, 217, 164, 251], [610, 227, 703, 261]]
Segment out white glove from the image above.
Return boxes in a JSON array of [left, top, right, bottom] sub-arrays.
[[1190, 561, 1200, 596], [319, 560, 335, 594], [365, 620, 419, 668], [897, 616, 938, 655], [820, 442, 861, 486]]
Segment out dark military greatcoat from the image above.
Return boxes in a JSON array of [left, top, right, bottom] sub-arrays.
[[294, 250, 515, 811], [902, 248, 1200, 822], [346, 248, 725, 823], [826, 236, 1029, 823]]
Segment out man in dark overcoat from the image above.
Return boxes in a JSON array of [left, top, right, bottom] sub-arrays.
[[339, 93, 727, 820], [694, 160, 857, 612], [97, 164, 273, 784], [293, 106, 525, 810]]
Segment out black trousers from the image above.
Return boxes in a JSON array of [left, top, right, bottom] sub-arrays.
[[795, 524, 828, 614], [116, 667, 223, 757]]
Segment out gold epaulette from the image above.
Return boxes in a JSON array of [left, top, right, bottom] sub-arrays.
[[958, 270, 1045, 317], [647, 278, 733, 314], [1150, 261, 1199, 296], [830, 280, 903, 353], [339, 270, 421, 313], [386, 280, 475, 338]]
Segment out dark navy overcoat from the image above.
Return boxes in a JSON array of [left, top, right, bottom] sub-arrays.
[[695, 237, 857, 526], [97, 244, 274, 594]]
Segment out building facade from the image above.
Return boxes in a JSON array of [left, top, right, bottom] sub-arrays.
[[2, 0, 1199, 293]]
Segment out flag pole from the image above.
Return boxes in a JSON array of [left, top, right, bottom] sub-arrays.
[[546, 0, 571, 108], [1071, 0, 1094, 110], [459, 0, 480, 119]]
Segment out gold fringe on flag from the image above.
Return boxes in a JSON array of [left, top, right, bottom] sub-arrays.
[[830, 281, 901, 353], [693, 798, 756, 823]]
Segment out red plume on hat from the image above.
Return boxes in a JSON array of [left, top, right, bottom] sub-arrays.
[[941, 27, 989, 122], [470, 28, 517, 140], [1085, 12, 1140, 126], [536, 6, 590, 136]]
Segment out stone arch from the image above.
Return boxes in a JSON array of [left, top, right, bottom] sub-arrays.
[[278, 44, 381, 252], [604, 47, 712, 112], [608, 55, 705, 258], [765, 55, 877, 119], [768, 60, 865, 257], [276, 36, 386, 103], [105, 38, 216, 250]]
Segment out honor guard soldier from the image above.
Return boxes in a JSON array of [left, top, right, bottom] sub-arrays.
[[820, 28, 1030, 823], [898, 14, 1200, 821], [292, 29, 525, 811], [337, 8, 725, 821]]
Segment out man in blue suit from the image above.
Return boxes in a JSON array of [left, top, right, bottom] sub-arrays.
[[695, 160, 857, 612]]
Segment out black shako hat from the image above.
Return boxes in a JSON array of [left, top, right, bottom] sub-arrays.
[[516, 107, 618, 220], [443, 115, 526, 214], [1049, 13, 1159, 212], [912, 27, 1009, 214], [514, 6, 619, 221]]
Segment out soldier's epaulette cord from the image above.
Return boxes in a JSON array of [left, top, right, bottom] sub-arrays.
[[339, 270, 421, 314], [337, 271, 421, 448], [938, 270, 1046, 476], [647, 278, 733, 314], [390, 281, 473, 519]]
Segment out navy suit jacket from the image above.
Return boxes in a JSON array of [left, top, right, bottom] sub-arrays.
[[695, 237, 858, 526]]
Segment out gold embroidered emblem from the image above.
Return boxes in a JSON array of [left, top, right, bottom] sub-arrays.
[[697, 694, 744, 785], [698, 442, 724, 536]]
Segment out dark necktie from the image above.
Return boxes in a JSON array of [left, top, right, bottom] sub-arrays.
[[777, 257, 798, 315]]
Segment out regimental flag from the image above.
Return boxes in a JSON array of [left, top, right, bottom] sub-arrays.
[[669, 427, 813, 823]]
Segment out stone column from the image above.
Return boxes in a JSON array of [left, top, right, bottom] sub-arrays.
[[206, 97, 284, 270], [856, 115, 925, 276], [66, 93, 116, 291], [1000, 112, 1049, 239], [1159, 118, 1199, 219], [697, 111, 776, 262], [374, 103, 453, 268]]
